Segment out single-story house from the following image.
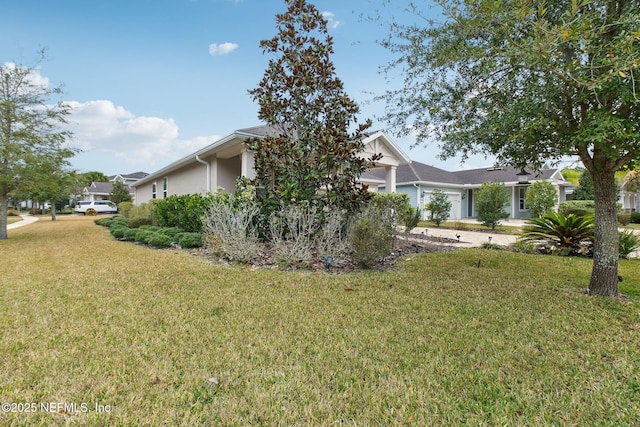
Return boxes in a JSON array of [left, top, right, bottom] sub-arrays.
[[131, 124, 572, 221], [619, 171, 639, 213], [131, 125, 411, 203], [367, 162, 572, 220]]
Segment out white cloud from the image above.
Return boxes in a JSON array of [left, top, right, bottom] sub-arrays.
[[66, 100, 215, 171], [208, 42, 239, 56], [2, 62, 50, 88], [322, 11, 341, 29]]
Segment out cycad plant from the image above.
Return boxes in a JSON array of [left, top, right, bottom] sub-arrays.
[[520, 211, 594, 256]]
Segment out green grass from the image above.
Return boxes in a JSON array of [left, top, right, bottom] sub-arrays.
[[2, 216, 639, 425]]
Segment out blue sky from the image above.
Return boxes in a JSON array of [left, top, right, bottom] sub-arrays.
[[2, 0, 495, 176]]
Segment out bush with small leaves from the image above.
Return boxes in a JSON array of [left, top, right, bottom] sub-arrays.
[[350, 216, 393, 269], [175, 232, 203, 248], [631, 212, 640, 224], [123, 228, 138, 241], [618, 213, 631, 226], [160, 227, 183, 238], [127, 202, 156, 228], [135, 229, 156, 244], [148, 233, 172, 249], [110, 225, 129, 239], [94, 218, 112, 227]]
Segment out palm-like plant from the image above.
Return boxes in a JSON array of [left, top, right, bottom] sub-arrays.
[[520, 211, 594, 255]]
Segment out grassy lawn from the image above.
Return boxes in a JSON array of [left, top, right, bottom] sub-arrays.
[[2, 216, 639, 425]]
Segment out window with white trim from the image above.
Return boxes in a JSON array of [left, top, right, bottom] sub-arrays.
[[163, 177, 168, 198], [519, 187, 528, 211], [152, 182, 157, 199]]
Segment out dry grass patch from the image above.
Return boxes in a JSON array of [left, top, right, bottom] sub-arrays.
[[0, 216, 639, 425]]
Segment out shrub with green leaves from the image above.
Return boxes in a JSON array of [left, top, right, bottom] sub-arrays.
[[524, 180, 558, 218], [134, 229, 156, 245], [427, 189, 452, 227], [127, 202, 156, 228], [619, 229, 640, 259], [174, 232, 203, 248], [153, 193, 216, 233], [123, 228, 138, 241], [118, 201, 133, 219], [350, 216, 393, 268], [147, 233, 172, 249], [475, 181, 510, 229], [559, 200, 595, 216], [617, 213, 631, 226], [631, 212, 640, 224], [519, 211, 594, 256], [110, 225, 129, 239]]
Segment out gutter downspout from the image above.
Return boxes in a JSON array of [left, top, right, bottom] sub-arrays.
[[195, 155, 211, 193]]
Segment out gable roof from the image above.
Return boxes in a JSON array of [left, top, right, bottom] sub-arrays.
[[109, 172, 148, 181], [84, 182, 134, 195]]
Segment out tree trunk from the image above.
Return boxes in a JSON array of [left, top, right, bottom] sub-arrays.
[[589, 168, 619, 297], [0, 193, 8, 240]]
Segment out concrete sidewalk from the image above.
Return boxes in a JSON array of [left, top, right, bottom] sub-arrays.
[[7, 214, 39, 230], [410, 225, 518, 248]]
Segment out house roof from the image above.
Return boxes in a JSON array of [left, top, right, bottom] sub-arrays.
[[371, 161, 565, 187], [109, 172, 148, 181], [84, 182, 134, 195], [132, 125, 411, 187]]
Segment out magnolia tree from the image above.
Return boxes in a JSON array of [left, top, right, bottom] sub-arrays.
[[247, 0, 380, 216], [379, 0, 640, 297]]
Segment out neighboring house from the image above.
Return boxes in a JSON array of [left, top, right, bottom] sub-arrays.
[[79, 171, 148, 203], [368, 161, 572, 220], [619, 171, 639, 212], [131, 125, 411, 204]]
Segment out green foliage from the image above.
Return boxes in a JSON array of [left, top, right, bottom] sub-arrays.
[[78, 171, 108, 187], [134, 229, 156, 245], [147, 233, 172, 249], [559, 200, 596, 216], [127, 202, 156, 228], [0, 50, 75, 239], [122, 228, 138, 242], [247, 0, 379, 214], [475, 182, 510, 230], [153, 193, 215, 233], [405, 207, 421, 233], [524, 181, 558, 218], [370, 192, 412, 226], [109, 180, 132, 204], [618, 229, 640, 259], [631, 212, 640, 224], [428, 189, 452, 227], [573, 170, 595, 201], [379, 0, 640, 296], [174, 232, 203, 248], [350, 217, 392, 269], [561, 168, 582, 186], [160, 227, 183, 238], [109, 225, 129, 239], [520, 212, 595, 256], [618, 213, 631, 226], [118, 201, 133, 218]]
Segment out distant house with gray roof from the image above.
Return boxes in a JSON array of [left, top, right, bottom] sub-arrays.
[[80, 171, 148, 203], [368, 161, 571, 220]]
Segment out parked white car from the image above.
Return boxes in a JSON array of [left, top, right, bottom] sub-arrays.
[[74, 200, 118, 215]]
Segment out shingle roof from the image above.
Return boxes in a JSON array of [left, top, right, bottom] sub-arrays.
[[86, 182, 134, 195], [368, 161, 463, 184], [453, 166, 556, 185]]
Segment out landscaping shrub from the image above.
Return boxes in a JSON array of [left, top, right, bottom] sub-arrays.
[[269, 204, 318, 267], [618, 212, 631, 226], [134, 229, 156, 244], [174, 232, 203, 248], [123, 228, 138, 241], [202, 196, 262, 262], [631, 212, 640, 224], [147, 233, 172, 249], [153, 193, 215, 233], [619, 229, 640, 259], [110, 225, 129, 239], [350, 217, 393, 268], [313, 209, 350, 263], [519, 211, 594, 256], [524, 180, 558, 218], [475, 181, 510, 229], [7, 208, 19, 216], [559, 200, 595, 216], [118, 201, 133, 219], [94, 217, 112, 227], [160, 227, 183, 238], [426, 189, 451, 227], [127, 202, 156, 228]]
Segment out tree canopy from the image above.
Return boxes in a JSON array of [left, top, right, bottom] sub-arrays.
[[380, 0, 640, 297], [0, 51, 75, 238], [247, 0, 380, 214]]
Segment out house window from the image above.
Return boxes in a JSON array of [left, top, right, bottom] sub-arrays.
[[152, 182, 157, 199], [163, 177, 168, 198], [519, 187, 528, 211]]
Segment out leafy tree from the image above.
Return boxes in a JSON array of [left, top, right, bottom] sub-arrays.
[[525, 181, 559, 218], [79, 171, 108, 186], [573, 170, 595, 201], [247, 0, 381, 216], [475, 182, 510, 230], [1, 51, 74, 238], [109, 180, 132, 205], [427, 189, 451, 227], [379, 0, 640, 297]]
